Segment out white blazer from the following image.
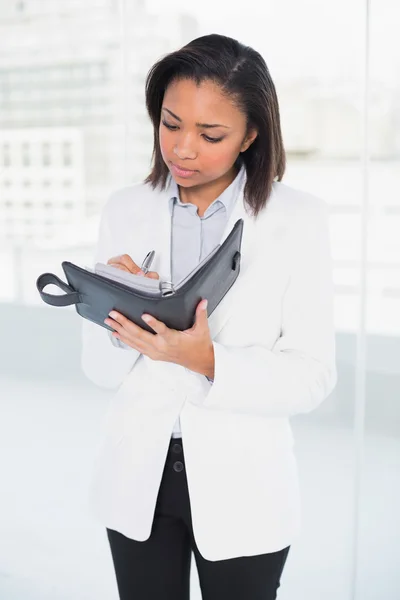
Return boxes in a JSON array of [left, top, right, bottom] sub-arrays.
[[81, 177, 337, 561]]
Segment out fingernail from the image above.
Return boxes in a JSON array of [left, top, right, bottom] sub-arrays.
[[137, 270, 144, 276]]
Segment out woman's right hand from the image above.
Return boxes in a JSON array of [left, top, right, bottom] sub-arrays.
[[107, 254, 160, 280]]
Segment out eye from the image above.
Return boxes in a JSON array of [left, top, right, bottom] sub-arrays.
[[202, 134, 224, 144], [161, 120, 224, 144], [162, 120, 178, 131]]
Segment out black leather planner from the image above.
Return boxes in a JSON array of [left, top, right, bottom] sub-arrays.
[[36, 218, 244, 333]]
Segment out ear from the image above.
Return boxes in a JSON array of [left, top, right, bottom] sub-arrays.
[[240, 128, 258, 153]]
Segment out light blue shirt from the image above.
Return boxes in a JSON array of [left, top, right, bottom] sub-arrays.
[[168, 165, 245, 437], [110, 164, 246, 438]]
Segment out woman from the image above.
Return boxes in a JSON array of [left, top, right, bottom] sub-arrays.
[[81, 33, 337, 600]]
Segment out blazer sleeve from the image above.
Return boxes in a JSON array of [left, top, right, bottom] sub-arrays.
[[200, 198, 337, 418], [80, 199, 141, 389]]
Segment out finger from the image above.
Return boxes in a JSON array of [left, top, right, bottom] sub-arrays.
[[107, 256, 126, 266], [193, 299, 209, 329], [106, 311, 155, 343], [119, 254, 141, 273], [145, 271, 160, 280], [141, 313, 169, 335], [108, 254, 140, 274]]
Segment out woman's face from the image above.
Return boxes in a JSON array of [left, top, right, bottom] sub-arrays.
[[159, 78, 257, 188]]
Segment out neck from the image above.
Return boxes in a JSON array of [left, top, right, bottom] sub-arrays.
[[179, 165, 239, 217]]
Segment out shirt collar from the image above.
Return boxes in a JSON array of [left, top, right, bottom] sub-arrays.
[[167, 163, 246, 218]]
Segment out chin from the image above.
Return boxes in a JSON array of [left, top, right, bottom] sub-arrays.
[[173, 178, 199, 187]]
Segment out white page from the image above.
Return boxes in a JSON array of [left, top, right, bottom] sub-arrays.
[[93, 263, 162, 296], [85, 242, 220, 296]]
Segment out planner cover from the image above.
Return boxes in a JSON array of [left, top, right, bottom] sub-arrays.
[[36, 218, 244, 333]]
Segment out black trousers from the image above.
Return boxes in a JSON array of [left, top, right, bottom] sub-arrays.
[[106, 436, 290, 600]]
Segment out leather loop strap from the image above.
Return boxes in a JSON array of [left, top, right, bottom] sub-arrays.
[[36, 273, 81, 307]]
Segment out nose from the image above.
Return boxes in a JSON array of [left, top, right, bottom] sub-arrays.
[[173, 132, 198, 160]]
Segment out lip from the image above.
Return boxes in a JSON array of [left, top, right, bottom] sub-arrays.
[[170, 162, 198, 178]]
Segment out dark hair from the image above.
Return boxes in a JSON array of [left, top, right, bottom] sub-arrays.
[[144, 33, 285, 218]]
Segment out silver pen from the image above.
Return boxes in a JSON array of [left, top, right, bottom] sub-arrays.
[[140, 250, 155, 274]]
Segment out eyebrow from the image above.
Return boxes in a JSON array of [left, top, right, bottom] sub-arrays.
[[162, 107, 230, 129]]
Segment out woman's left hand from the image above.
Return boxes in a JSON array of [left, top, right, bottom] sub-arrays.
[[104, 299, 215, 378]]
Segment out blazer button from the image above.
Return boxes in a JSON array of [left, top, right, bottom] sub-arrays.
[[173, 461, 184, 472], [172, 443, 182, 454]]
